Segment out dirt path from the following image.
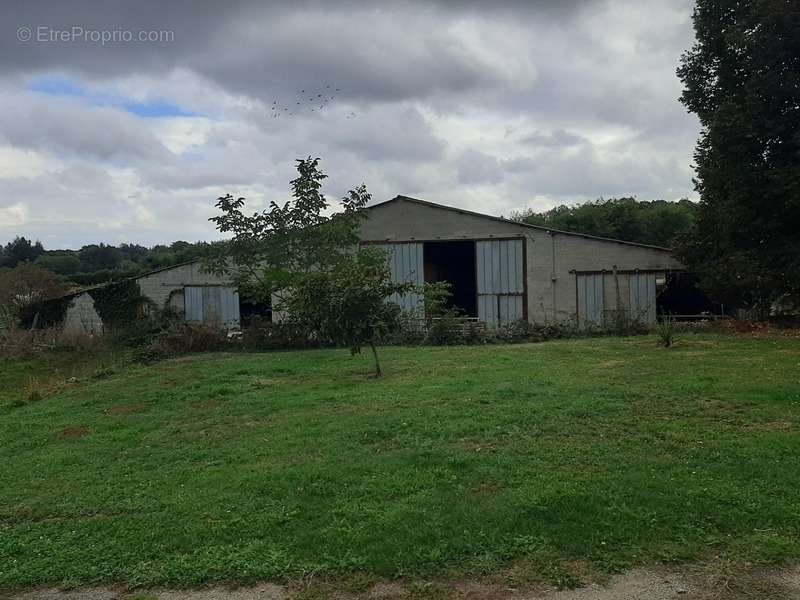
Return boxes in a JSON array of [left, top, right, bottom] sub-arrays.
[[6, 564, 800, 600]]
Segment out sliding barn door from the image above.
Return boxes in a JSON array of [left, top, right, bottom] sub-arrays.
[[476, 239, 524, 327], [185, 286, 241, 330], [381, 243, 424, 314], [576, 274, 604, 328], [628, 272, 657, 324]]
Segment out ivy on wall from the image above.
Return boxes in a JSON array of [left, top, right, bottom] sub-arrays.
[[88, 280, 150, 329], [17, 279, 153, 331]]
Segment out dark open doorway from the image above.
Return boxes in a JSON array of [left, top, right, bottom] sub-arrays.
[[657, 272, 723, 317], [423, 241, 477, 317]]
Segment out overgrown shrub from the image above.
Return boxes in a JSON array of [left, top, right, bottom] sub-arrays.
[[495, 319, 538, 343], [424, 311, 467, 345], [0, 326, 105, 359], [380, 312, 426, 345], [419, 281, 468, 345], [241, 316, 321, 350], [106, 305, 183, 349], [17, 294, 73, 329], [148, 323, 229, 356], [463, 321, 491, 345]]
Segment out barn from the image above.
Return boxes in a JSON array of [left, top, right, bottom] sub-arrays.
[[136, 261, 241, 329], [360, 196, 684, 328], [58, 261, 241, 335]]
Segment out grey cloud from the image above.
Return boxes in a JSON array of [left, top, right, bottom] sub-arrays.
[[456, 150, 504, 185], [520, 129, 587, 148], [1, 1, 597, 105], [0, 92, 171, 160], [0, 0, 700, 247]]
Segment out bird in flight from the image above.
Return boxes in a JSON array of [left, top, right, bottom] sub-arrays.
[[267, 86, 354, 119]]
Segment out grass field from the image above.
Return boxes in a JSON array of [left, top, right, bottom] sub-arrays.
[[1, 334, 799, 591]]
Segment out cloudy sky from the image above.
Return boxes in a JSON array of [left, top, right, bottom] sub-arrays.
[[0, 0, 699, 249]]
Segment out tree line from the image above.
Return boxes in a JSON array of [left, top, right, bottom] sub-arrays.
[[512, 197, 697, 248], [0, 237, 213, 286]]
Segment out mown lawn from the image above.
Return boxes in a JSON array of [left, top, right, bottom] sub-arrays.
[[0, 334, 799, 590]]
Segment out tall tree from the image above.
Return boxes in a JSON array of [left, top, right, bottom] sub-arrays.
[[677, 0, 800, 313], [1, 237, 44, 268]]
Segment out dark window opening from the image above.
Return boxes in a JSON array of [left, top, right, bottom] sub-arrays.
[[423, 241, 477, 317]]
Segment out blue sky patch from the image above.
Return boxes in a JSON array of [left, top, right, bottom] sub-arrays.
[[28, 76, 198, 118]]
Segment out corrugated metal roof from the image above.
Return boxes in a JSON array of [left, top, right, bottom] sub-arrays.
[[367, 195, 675, 252]]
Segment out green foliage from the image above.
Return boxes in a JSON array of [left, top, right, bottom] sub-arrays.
[[88, 280, 149, 330], [77, 244, 123, 272], [241, 317, 321, 350], [148, 323, 229, 358], [208, 157, 372, 302], [17, 295, 73, 329], [423, 286, 466, 346], [285, 247, 410, 375], [656, 315, 676, 348], [0, 263, 67, 307], [34, 252, 81, 275], [0, 264, 70, 328], [1, 335, 799, 588], [2, 240, 213, 288], [513, 197, 697, 248], [677, 0, 800, 312], [0, 236, 44, 268], [209, 158, 411, 376]]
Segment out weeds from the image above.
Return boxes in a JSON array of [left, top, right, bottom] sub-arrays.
[[656, 315, 676, 347]]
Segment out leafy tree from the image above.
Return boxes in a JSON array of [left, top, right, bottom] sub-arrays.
[[513, 197, 697, 247], [78, 244, 122, 272], [284, 249, 408, 376], [34, 252, 81, 275], [208, 157, 408, 376], [0, 264, 67, 312], [0, 237, 44, 268], [677, 0, 800, 313]]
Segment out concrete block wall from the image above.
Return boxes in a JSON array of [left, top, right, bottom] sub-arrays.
[[62, 292, 104, 335], [136, 262, 230, 309], [361, 198, 683, 325]]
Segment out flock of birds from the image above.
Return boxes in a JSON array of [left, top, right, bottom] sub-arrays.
[[270, 85, 357, 119]]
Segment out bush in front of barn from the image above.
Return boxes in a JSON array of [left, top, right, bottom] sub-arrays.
[[240, 316, 324, 351]]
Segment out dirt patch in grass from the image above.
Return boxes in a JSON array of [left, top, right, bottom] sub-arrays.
[[12, 564, 800, 599], [106, 403, 146, 416], [250, 377, 287, 389], [594, 359, 633, 369], [686, 559, 799, 600], [741, 420, 794, 432], [189, 399, 224, 411], [469, 480, 506, 496], [57, 426, 89, 439], [458, 437, 509, 454]]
